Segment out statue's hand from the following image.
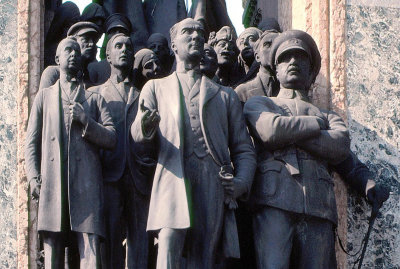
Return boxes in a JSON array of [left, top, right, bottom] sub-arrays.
[[30, 175, 42, 201], [70, 102, 88, 125], [366, 180, 390, 213], [140, 99, 160, 135], [315, 116, 328, 130], [220, 176, 246, 200]]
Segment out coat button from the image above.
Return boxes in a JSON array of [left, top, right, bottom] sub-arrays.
[[50, 157, 54, 161], [51, 136, 55, 141]]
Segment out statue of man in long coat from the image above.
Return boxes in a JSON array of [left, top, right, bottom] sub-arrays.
[[131, 18, 256, 269], [25, 37, 116, 268]]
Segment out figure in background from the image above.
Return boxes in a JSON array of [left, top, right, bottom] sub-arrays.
[[208, 26, 240, 87], [25, 37, 116, 269], [243, 30, 388, 269], [131, 18, 256, 269], [44, 1, 80, 68], [80, 3, 106, 31], [199, 43, 218, 79], [100, 0, 149, 50], [133, 48, 163, 90], [40, 22, 101, 90], [258, 17, 281, 32], [89, 33, 156, 269], [143, 0, 187, 44], [146, 33, 175, 76], [235, 30, 280, 103], [234, 27, 264, 88], [189, 0, 236, 38], [88, 13, 132, 85]]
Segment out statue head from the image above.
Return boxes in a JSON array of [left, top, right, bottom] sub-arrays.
[[237, 27, 262, 65], [105, 13, 132, 37], [67, 21, 101, 65], [200, 43, 218, 79], [170, 18, 205, 65], [254, 30, 280, 70], [134, 48, 162, 80], [209, 26, 239, 68], [269, 30, 321, 91], [55, 37, 82, 75], [106, 33, 134, 71], [147, 33, 170, 64]]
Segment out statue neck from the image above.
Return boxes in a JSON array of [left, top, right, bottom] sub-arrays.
[[110, 66, 130, 82], [176, 60, 200, 73]]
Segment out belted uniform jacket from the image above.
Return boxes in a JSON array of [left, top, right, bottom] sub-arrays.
[[25, 81, 116, 237], [244, 90, 350, 224], [89, 79, 155, 195], [131, 72, 256, 231]]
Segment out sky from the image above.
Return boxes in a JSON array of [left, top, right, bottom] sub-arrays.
[[65, 0, 245, 33]]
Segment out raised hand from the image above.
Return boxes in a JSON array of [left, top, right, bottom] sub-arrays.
[[140, 99, 160, 135]]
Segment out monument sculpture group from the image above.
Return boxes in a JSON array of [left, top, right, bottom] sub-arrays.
[[26, 1, 390, 268]]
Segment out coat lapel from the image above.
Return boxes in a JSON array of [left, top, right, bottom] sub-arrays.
[[51, 81, 62, 147], [165, 73, 183, 137], [73, 83, 92, 104], [125, 85, 139, 115], [199, 75, 220, 114]]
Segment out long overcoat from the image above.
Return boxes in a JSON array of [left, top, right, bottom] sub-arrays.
[[25, 81, 116, 237], [131, 72, 256, 238]]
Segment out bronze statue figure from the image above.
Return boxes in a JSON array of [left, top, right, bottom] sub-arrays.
[[131, 18, 256, 268], [26, 37, 116, 268]]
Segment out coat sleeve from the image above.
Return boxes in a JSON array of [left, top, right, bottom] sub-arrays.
[[243, 96, 322, 151], [332, 151, 370, 196], [131, 80, 158, 143], [82, 94, 116, 150], [25, 89, 44, 183], [227, 90, 257, 199], [296, 110, 350, 164]]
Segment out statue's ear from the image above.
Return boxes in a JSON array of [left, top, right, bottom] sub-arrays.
[[55, 55, 60, 65], [171, 41, 177, 54], [255, 51, 261, 63]]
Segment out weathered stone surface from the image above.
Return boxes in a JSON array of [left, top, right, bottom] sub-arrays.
[[346, 4, 400, 268], [0, 0, 18, 268]]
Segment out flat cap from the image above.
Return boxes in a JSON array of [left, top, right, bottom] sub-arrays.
[[67, 21, 101, 39], [105, 13, 132, 35], [269, 29, 321, 82]]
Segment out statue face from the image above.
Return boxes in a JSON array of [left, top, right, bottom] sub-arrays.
[[108, 35, 134, 69], [172, 20, 205, 63], [142, 54, 162, 79], [257, 32, 279, 68], [56, 39, 82, 74], [200, 45, 218, 78], [238, 32, 258, 62], [76, 32, 98, 63], [148, 41, 170, 61], [214, 39, 236, 67], [276, 50, 311, 90]]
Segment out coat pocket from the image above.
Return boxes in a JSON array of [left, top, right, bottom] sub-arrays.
[[257, 160, 283, 197]]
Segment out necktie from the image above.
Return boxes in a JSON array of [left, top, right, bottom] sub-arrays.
[[187, 70, 196, 89]]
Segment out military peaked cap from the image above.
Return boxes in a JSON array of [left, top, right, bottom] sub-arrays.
[[105, 13, 132, 35], [269, 29, 321, 83]]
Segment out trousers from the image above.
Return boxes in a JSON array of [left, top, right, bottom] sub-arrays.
[[42, 231, 100, 269], [253, 206, 337, 269]]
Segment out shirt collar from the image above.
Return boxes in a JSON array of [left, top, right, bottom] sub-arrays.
[[277, 87, 309, 101]]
